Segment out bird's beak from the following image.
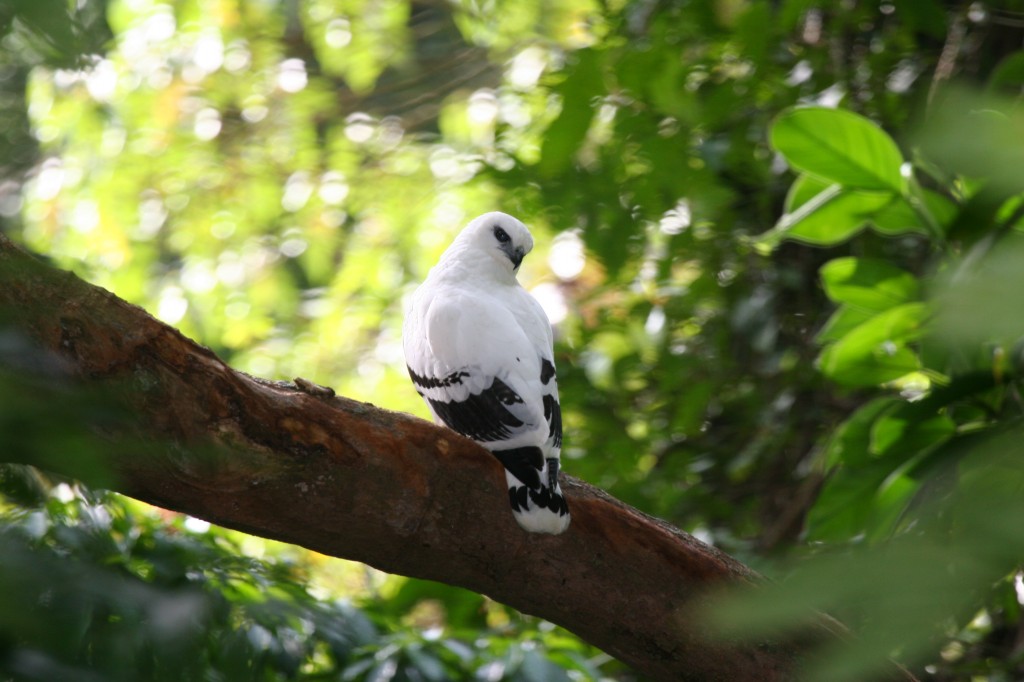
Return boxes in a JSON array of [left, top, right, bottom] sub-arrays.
[[511, 247, 525, 270]]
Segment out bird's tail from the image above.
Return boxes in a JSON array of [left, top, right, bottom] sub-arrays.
[[494, 448, 570, 535]]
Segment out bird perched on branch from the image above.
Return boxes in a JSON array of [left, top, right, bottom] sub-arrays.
[[403, 212, 570, 534]]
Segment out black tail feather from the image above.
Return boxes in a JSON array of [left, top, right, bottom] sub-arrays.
[[492, 446, 543, 489], [495, 448, 569, 523]]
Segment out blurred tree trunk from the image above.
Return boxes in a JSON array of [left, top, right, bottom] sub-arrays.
[[0, 234, 914, 682]]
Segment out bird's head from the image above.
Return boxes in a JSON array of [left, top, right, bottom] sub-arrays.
[[457, 212, 535, 276]]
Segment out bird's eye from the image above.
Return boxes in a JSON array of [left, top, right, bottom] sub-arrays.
[[494, 227, 511, 244]]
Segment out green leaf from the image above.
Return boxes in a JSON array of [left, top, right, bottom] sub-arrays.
[[808, 397, 945, 543], [783, 172, 831, 212], [771, 107, 905, 191], [870, 190, 954, 237], [820, 397, 899, 469], [987, 50, 1024, 95], [870, 411, 956, 459], [797, 189, 876, 236], [869, 198, 922, 236], [819, 257, 919, 312], [807, 400, 901, 541], [766, 175, 894, 246], [818, 303, 926, 387], [815, 305, 875, 344], [865, 468, 919, 541]]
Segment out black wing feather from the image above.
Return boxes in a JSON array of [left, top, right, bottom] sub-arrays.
[[543, 394, 562, 448], [409, 365, 527, 442]]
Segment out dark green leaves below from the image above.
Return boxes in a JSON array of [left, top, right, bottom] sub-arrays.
[[0, 488, 606, 682]]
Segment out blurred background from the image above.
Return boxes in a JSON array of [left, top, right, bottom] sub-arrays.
[[1, 0, 1023, 679]]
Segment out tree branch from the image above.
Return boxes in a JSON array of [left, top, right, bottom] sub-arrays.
[[0, 234, 911, 681]]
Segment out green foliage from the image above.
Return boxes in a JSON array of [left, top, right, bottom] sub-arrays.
[[815, 256, 926, 388], [301, 0, 411, 94], [763, 106, 950, 247], [3, 0, 1024, 679], [0, 485, 607, 681], [714, 90, 1024, 680]]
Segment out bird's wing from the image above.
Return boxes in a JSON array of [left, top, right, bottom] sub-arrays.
[[406, 287, 548, 449]]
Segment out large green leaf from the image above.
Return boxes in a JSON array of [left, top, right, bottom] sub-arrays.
[[807, 398, 900, 541], [819, 257, 919, 312], [819, 397, 898, 469], [870, 410, 956, 459], [771, 107, 905, 191], [987, 50, 1024, 93], [818, 303, 926, 387], [764, 174, 896, 246], [815, 305, 876, 344], [870, 189, 955, 237], [766, 171, 947, 246]]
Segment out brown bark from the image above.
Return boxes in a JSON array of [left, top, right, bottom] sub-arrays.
[[0, 234, 912, 681]]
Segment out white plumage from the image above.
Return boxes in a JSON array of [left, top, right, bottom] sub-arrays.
[[403, 212, 570, 534]]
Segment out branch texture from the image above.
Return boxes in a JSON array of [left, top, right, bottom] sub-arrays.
[[0, 234, 899, 681]]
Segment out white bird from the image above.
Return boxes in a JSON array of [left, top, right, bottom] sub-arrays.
[[402, 212, 570, 534]]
